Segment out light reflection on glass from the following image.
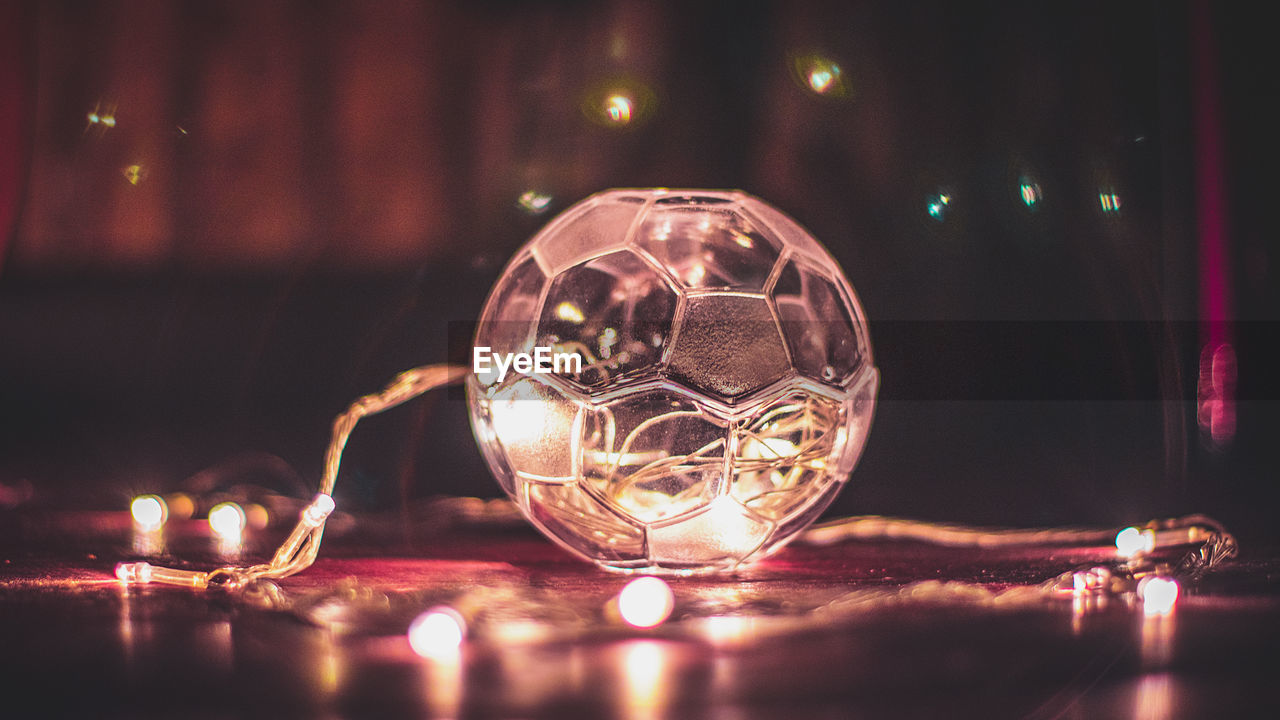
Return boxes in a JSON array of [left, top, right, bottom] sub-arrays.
[[1099, 191, 1122, 213], [701, 615, 757, 645], [556, 301, 586, 324]]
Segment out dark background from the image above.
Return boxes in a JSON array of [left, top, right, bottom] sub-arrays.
[[1, 1, 1276, 545]]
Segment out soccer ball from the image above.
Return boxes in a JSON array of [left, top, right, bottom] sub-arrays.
[[467, 189, 878, 574]]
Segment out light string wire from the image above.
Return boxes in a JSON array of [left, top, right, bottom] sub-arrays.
[[116, 363, 1238, 611], [115, 364, 469, 590]]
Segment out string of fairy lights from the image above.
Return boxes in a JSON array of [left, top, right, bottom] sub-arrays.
[[113, 364, 1237, 658]]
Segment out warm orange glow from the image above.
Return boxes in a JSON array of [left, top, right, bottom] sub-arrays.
[[116, 561, 153, 584], [208, 502, 246, 539], [618, 577, 674, 629], [166, 493, 195, 520], [555, 301, 585, 324], [620, 641, 667, 718], [131, 495, 168, 531], [408, 607, 467, 658], [244, 503, 270, 530]]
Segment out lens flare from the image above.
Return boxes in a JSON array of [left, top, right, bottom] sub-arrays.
[[1018, 177, 1042, 208], [927, 193, 951, 221], [517, 191, 553, 214], [792, 53, 850, 98]]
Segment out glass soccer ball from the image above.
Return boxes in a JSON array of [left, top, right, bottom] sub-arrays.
[[467, 189, 878, 574]]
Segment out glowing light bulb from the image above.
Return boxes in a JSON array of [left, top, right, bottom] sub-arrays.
[[301, 493, 335, 527], [408, 607, 467, 658], [130, 495, 168, 531], [1139, 576, 1179, 615], [209, 502, 246, 539], [617, 577, 675, 629], [1116, 526, 1154, 558], [116, 561, 153, 584]]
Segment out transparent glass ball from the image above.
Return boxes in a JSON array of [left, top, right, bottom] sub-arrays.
[[467, 189, 878, 574]]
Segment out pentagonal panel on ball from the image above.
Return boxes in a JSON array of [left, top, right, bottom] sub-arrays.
[[632, 202, 781, 291], [535, 250, 679, 392], [473, 254, 547, 387], [486, 377, 583, 483], [531, 197, 647, 276], [771, 258, 864, 387], [523, 480, 647, 564], [581, 390, 728, 526], [646, 497, 772, 568], [667, 294, 790, 400]]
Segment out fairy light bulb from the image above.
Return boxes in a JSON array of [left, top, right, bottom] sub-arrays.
[[130, 495, 168, 531], [467, 189, 879, 574], [1116, 526, 1155, 558], [408, 607, 467, 658], [209, 502, 246, 539], [1139, 576, 1179, 615], [617, 576, 675, 628]]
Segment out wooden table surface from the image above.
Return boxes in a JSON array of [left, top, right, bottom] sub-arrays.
[[2, 509, 1278, 719]]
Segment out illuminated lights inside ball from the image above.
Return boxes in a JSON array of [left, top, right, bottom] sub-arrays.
[[467, 189, 878, 574]]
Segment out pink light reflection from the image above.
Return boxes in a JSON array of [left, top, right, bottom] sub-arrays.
[[1197, 342, 1237, 447]]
